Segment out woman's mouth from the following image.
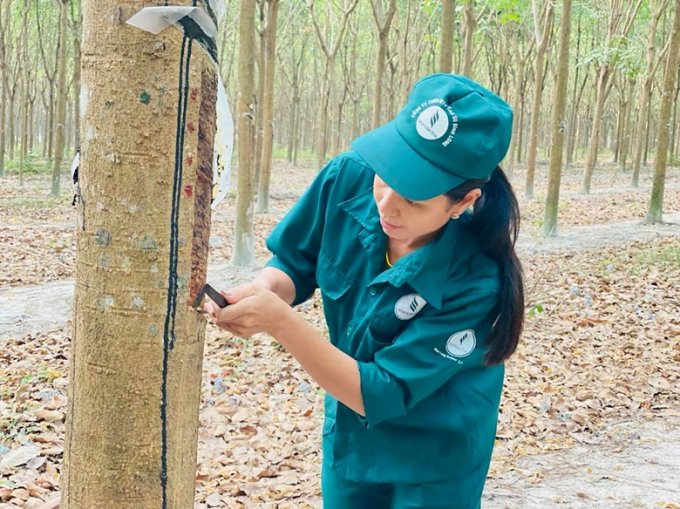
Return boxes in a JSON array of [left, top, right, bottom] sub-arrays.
[[380, 218, 400, 230]]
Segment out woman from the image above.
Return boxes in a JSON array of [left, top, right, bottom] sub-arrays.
[[208, 73, 524, 509]]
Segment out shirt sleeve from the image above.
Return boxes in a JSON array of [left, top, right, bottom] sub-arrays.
[[357, 290, 499, 428], [264, 160, 340, 306]]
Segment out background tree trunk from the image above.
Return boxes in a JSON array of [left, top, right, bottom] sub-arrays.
[[646, 0, 680, 224], [0, 0, 10, 178], [462, 0, 476, 77], [632, 0, 669, 187], [543, 0, 573, 237], [257, 0, 280, 213], [525, 0, 554, 198], [581, 0, 644, 194], [232, 0, 258, 266], [439, 0, 457, 73], [50, 0, 68, 197], [63, 0, 218, 506], [371, 0, 397, 129]]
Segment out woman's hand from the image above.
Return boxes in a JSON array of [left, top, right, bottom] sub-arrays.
[[204, 282, 292, 338]]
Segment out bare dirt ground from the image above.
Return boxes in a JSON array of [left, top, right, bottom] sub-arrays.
[[1, 158, 679, 508]]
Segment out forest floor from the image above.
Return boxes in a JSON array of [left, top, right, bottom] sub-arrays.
[[0, 157, 679, 509]]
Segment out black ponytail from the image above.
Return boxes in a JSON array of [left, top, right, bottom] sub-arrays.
[[445, 166, 524, 365]]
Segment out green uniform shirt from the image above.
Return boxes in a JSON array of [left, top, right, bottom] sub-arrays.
[[265, 152, 504, 485]]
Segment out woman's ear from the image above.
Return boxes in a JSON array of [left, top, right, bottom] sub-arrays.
[[454, 189, 482, 213]]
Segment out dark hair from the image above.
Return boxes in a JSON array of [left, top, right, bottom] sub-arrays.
[[445, 166, 524, 365]]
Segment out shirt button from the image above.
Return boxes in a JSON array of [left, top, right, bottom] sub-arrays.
[[346, 327, 352, 336], [369, 288, 377, 296]]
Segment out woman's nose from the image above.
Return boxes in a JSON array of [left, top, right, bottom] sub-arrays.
[[378, 189, 400, 217]]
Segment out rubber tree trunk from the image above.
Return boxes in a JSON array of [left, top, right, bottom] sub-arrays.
[[315, 59, 331, 169], [231, 0, 257, 266], [63, 0, 218, 507], [580, 66, 609, 194], [50, 0, 68, 197], [439, 0, 457, 73], [462, 0, 475, 77], [631, 1, 663, 187], [0, 1, 8, 179], [253, 1, 266, 193], [618, 76, 635, 173], [371, 0, 397, 129], [543, 0, 573, 237], [645, 0, 680, 224], [525, 1, 554, 198], [257, 0, 280, 214]]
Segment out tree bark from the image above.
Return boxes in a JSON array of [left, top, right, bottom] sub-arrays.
[[646, 0, 680, 223], [257, 0, 280, 213], [62, 0, 217, 506], [50, 0, 69, 196], [232, 0, 258, 266], [439, 0, 457, 73], [543, 0, 573, 237]]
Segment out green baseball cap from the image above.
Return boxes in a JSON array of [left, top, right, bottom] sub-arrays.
[[351, 73, 513, 201]]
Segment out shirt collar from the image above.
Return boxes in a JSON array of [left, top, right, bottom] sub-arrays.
[[340, 188, 463, 309]]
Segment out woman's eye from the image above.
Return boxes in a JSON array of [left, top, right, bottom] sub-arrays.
[[405, 199, 416, 206]]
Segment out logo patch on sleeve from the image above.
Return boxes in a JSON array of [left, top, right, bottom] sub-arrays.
[[444, 330, 476, 358], [394, 294, 427, 320]]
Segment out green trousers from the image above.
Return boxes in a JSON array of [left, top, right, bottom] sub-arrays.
[[321, 461, 484, 509]]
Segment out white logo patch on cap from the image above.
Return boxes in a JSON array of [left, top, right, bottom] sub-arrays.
[[416, 105, 449, 140], [445, 330, 476, 358], [394, 293, 427, 320]]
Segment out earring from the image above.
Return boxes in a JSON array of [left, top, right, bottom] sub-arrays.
[[451, 214, 460, 220]]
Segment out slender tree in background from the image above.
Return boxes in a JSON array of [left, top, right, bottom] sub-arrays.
[[19, 0, 29, 186], [257, 0, 280, 213], [439, 0, 457, 74], [525, 0, 554, 199], [63, 0, 217, 506], [232, 0, 258, 266], [50, 0, 68, 197], [646, 0, 680, 224], [631, 0, 670, 187], [461, 0, 476, 76], [70, 1, 83, 151], [0, 0, 10, 178], [36, 0, 59, 161], [308, 0, 359, 169], [543, 0, 573, 237], [506, 21, 535, 177], [370, 0, 397, 129], [581, 0, 644, 194]]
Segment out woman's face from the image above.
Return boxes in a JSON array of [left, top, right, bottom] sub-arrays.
[[373, 175, 475, 245]]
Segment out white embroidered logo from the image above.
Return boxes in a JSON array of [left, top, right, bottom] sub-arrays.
[[416, 106, 449, 140], [445, 330, 476, 358], [394, 294, 427, 320]]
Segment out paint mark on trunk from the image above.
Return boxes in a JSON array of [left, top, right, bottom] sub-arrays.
[[95, 228, 112, 247]]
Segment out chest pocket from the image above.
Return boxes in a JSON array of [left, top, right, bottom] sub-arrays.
[[316, 251, 353, 300], [368, 311, 406, 348]]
